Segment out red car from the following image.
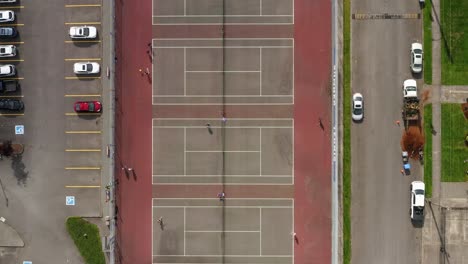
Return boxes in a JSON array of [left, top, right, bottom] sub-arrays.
[[74, 101, 102, 113]]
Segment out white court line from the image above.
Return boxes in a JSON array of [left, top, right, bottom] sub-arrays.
[[153, 15, 293, 17], [185, 230, 260, 233], [292, 119, 295, 184], [153, 103, 293, 105], [153, 198, 293, 200], [183, 0, 186, 16], [153, 254, 293, 257], [153, 206, 293, 208], [184, 127, 187, 176], [260, 207, 262, 255], [154, 126, 293, 129], [260, 47, 263, 95], [153, 23, 293, 26], [184, 47, 186, 96], [184, 207, 186, 255], [260, 0, 263, 16], [185, 150, 260, 153], [186, 70, 261, 73], [155, 46, 292, 49], [260, 128, 262, 176], [153, 95, 293, 97], [153, 183, 293, 186], [153, 175, 292, 177]]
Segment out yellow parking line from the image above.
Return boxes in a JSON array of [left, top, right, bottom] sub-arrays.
[[0, 59, 24, 62], [65, 167, 101, 170], [65, 185, 101, 188], [65, 58, 101, 61], [65, 22, 101, 25], [5, 24, 24, 27], [0, 6, 24, 9], [66, 149, 101, 152], [0, 113, 23, 116], [65, 4, 101, 7], [65, 77, 101, 80], [66, 112, 101, 116], [0, 77, 23, 80], [65, 40, 101, 43], [0, 95, 23, 98], [0, 42, 24, 45], [66, 130, 101, 134], [65, 94, 101, 97]]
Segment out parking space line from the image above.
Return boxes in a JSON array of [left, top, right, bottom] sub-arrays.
[[0, 42, 24, 45], [65, 185, 101, 188], [0, 59, 24, 62], [65, 149, 101, 152], [65, 40, 101, 43], [5, 24, 24, 27], [65, 77, 101, 80], [0, 77, 23, 80], [66, 130, 101, 134], [65, 22, 101, 25], [0, 113, 23, 116], [65, 94, 101, 97], [0, 95, 23, 98], [65, 58, 101, 61], [65, 167, 101, 170], [65, 4, 101, 7], [65, 112, 101, 116], [0, 6, 24, 9]]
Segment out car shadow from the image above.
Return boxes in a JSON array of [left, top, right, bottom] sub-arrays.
[[411, 219, 425, 228]]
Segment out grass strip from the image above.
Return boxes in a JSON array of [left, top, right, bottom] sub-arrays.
[[342, 0, 351, 262], [423, 104, 433, 197], [440, 103, 468, 181], [66, 217, 106, 264]]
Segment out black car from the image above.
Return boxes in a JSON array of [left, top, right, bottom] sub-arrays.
[[0, 80, 18, 93], [0, 99, 23, 111], [0, 27, 16, 38]]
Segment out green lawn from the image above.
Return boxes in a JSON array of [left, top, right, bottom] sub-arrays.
[[440, 0, 468, 84], [441, 103, 468, 181], [66, 217, 106, 264], [423, 3, 432, 84], [342, 0, 351, 263], [423, 104, 433, 197]]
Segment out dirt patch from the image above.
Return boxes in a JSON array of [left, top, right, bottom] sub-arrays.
[[401, 126, 425, 159], [462, 102, 468, 119], [421, 89, 431, 104]]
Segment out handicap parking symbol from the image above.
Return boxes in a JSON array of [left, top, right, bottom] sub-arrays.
[[23, 261, 32, 264], [15, 125, 24, 135], [66, 196, 75, 206]]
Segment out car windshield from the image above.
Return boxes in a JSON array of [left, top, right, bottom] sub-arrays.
[[353, 108, 363, 115], [414, 49, 422, 54], [415, 189, 424, 195], [88, 103, 94, 111], [75, 104, 81, 111], [86, 64, 93, 71], [83, 28, 89, 36], [0, 48, 4, 53], [407, 86, 416, 91]]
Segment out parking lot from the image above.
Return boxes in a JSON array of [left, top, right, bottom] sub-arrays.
[[0, 1, 108, 263]]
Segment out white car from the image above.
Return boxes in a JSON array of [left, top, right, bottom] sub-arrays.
[[0, 0, 17, 3], [352, 93, 364, 121], [0, 10, 14, 23], [0, 64, 15, 76], [410, 43, 423, 73], [0, 45, 16, 57], [403, 79, 418, 98], [69, 26, 97, 39], [410, 181, 425, 221], [74, 62, 100, 75]]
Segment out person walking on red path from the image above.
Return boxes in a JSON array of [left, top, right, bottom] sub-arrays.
[[217, 192, 225, 202], [318, 118, 324, 130]]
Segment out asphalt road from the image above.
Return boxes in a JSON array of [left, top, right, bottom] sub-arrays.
[[0, 1, 104, 263], [350, 1, 424, 263]]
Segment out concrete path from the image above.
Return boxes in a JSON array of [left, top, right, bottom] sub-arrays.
[[0, 220, 24, 247]]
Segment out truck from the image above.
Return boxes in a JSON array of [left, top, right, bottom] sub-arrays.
[[402, 79, 419, 121], [0, 80, 18, 93]]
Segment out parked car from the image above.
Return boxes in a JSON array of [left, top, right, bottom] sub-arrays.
[[352, 93, 364, 121], [73, 62, 100, 74], [410, 43, 423, 73], [0, 45, 16, 57], [410, 181, 425, 221], [0, 27, 17, 38], [0, 64, 15, 76], [403, 79, 418, 98], [0, 0, 17, 3], [0, 10, 14, 23], [69, 26, 97, 39], [0, 98, 23, 111], [74, 101, 102, 113], [0, 80, 18, 93]]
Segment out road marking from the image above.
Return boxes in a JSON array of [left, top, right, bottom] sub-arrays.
[[0, 95, 23, 98], [65, 58, 101, 61], [0, 59, 24, 62], [5, 24, 24, 27], [65, 22, 101, 25], [65, 94, 101, 97], [0, 77, 23, 80], [352, 13, 420, 19], [65, 4, 101, 7], [65, 76, 101, 80], [0, 42, 24, 45], [0, 113, 23, 116], [65, 40, 101, 43], [65, 112, 101, 116], [65, 185, 100, 188], [65, 167, 101, 170], [66, 130, 101, 134], [0, 6, 24, 9], [66, 149, 101, 152]]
